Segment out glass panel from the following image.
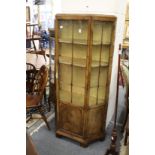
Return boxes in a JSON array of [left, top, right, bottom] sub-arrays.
[[73, 44, 87, 67], [73, 20, 88, 44], [97, 68, 108, 104], [101, 46, 110, 63], [73, 66, 85, 87], [90, 68, 99, 87], [59, 20, 73, 42], [102, 22, 113, 44], [59, 83, 71, 103], [89, 88, 98, 106], [93, 21, 102, 45], [92, 46, 100, 62], [73, 44, 87, 59], [59, 43, 72, 58], [97, 87, 106, 104], [59, 64, 71, 84], [89, 68, 99, 106], [99, 68, 108, 87], [72, 65, 85, 106]]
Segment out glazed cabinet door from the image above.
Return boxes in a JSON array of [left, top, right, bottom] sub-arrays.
[[55, 17, 90, 135]]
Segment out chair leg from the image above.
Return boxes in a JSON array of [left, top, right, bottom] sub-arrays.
[[124, 129, 129, 145], [38, 108, 51, 130], [26, 113, 32, 123], [44, 89, 47, 104], [121, 109, 128, 132], [48, 95, 51, 112]]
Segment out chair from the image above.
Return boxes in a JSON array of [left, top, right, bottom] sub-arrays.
[[26, 65, 50, 130], [26, 63, 37, 93], [26, 23, 47, 62]]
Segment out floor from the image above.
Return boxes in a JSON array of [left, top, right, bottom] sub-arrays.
[[27, 86, 128, 155]]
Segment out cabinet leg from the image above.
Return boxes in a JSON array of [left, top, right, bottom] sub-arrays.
[[99, 136, 105, 141], [80, 142, 88, 148], [56, 133, 62, 138]]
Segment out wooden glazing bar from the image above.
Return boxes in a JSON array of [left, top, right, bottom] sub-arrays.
[[71, 20, 74, 104], [84, 19, 91, 108], [82, 18, 92, 137]]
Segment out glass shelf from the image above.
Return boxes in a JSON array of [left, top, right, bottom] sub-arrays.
[[59, 56, 108, 67], [92, 40, 111, 45], [59, 81, 85, 88], [91, 60, 108, 67], [59, 56, 86, 67], [59, 39, 88, 45], [59, 39, 111, 46]]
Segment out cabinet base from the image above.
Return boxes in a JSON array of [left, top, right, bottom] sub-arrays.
[[56, 129, 105, 147]]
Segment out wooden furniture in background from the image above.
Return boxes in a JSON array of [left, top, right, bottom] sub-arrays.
[[26, 63, 37, 93], [26, 65, 50, 130], [26, 132, 38, 155], [48, 28, 56, 106], [26, 6, 30, 23], [26, 23, 46, 61], [55, 14, 116, 146]]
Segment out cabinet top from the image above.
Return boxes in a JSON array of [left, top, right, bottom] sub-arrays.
[[56, 14, 117, 21]]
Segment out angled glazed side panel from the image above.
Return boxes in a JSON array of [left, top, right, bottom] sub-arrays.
[[104, 19, 117, 122]]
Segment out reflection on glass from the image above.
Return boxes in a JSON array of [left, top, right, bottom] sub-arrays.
[[59, 20, 73, 41]]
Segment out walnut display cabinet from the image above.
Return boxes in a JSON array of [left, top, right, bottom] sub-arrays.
[[55, 14, 116, 147]]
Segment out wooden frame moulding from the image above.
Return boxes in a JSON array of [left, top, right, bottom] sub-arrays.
[[55, 18, 61, 129], [83, 17, 91, 137], [70, 20, 74, 104]]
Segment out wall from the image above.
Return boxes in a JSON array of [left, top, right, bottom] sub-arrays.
[[61, 0, 127, 127]]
